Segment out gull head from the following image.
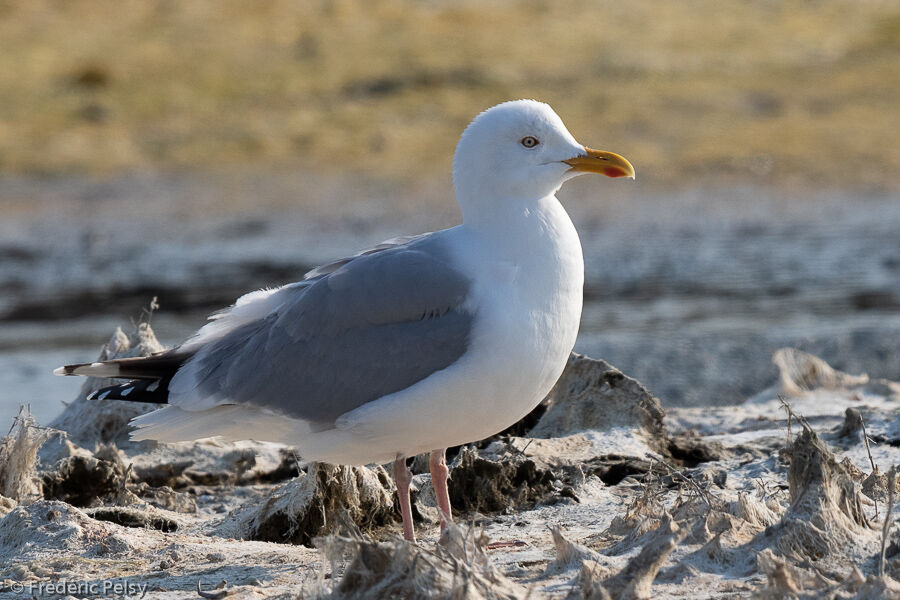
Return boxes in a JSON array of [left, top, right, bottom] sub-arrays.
[[452, 100, 634, 207]]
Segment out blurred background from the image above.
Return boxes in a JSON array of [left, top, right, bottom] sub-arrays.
[[1, 0, 898, 426]]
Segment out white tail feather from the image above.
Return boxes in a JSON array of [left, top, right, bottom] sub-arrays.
[[54, 362, 121, 377], [129, 405, 307, 444]]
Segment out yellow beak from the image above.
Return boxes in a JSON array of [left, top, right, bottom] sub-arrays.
[[563, 148, 635, 179]]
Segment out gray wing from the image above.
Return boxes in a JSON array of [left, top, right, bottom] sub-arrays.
[[172, 233, 473, 429], [301, 233, 429, 279]]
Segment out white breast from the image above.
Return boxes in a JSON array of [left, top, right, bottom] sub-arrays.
[[455, 197, 585, 429], [302, 196, 584, 465]]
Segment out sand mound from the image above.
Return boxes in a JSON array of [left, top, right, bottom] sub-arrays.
[[530, 354, 668, 455], [319, 521, 524, 599], [0, 500, 127, 569], [754, 549, 900, 599], [773, 348, 869, 397], [580, 516, 686, 600], [446, 446, 560, 515], [771, 421, 876, 564], [217, 463, 395, 546], [545, 526, 602, 575], [42, 453, 129, 508], [126, 439, 293, 489]]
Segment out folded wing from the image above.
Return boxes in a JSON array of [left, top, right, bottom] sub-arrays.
[[166, 232, 474, 429]]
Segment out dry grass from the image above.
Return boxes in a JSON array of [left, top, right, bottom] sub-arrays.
[[0, 0, 898, 189]]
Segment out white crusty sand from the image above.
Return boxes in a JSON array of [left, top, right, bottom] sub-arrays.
[[2, 327, 900, 598]]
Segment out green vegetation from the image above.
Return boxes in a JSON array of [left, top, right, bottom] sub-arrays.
[[0, 0, 897, 189]]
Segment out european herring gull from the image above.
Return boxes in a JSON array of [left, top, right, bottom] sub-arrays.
[[55, 99, 635, 542]]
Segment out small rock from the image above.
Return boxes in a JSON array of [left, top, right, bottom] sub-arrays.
[[0, 495, 16, 519], [667, 432, 730, 466], [158, 558, 175, 570], [10, 564, 30, 580], [42, 455, 125, 507], [837, 407, 865, 442], [448, 447, 557, 514], [133, 460, 193, 488], [86, 506, 178, 533], [133, 482, 197, 513]]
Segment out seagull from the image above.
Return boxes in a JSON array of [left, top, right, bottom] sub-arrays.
[[55, 99, 634, 542]]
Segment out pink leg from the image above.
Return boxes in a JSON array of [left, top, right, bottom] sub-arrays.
[[393, 456, 416, 542], [429, 448, 452, 531]]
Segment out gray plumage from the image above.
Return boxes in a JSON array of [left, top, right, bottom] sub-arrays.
[[175, 232, 474, 429]]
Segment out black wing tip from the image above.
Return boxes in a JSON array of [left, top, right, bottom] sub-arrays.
[[87, 379, 170, 404]]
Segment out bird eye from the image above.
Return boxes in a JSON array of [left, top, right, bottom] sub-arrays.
[[520, 136, 539, 148]]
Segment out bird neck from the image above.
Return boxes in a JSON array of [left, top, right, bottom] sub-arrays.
[[457, 189, 565, 236]]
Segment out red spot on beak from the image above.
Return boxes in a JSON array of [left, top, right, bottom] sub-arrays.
[[603, 167, 628, 178]]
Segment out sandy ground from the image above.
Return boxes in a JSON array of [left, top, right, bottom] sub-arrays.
[[2, 325, 900, 598]]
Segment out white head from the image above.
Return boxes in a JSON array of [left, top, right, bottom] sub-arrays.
[[452, 100, 634, 224]]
